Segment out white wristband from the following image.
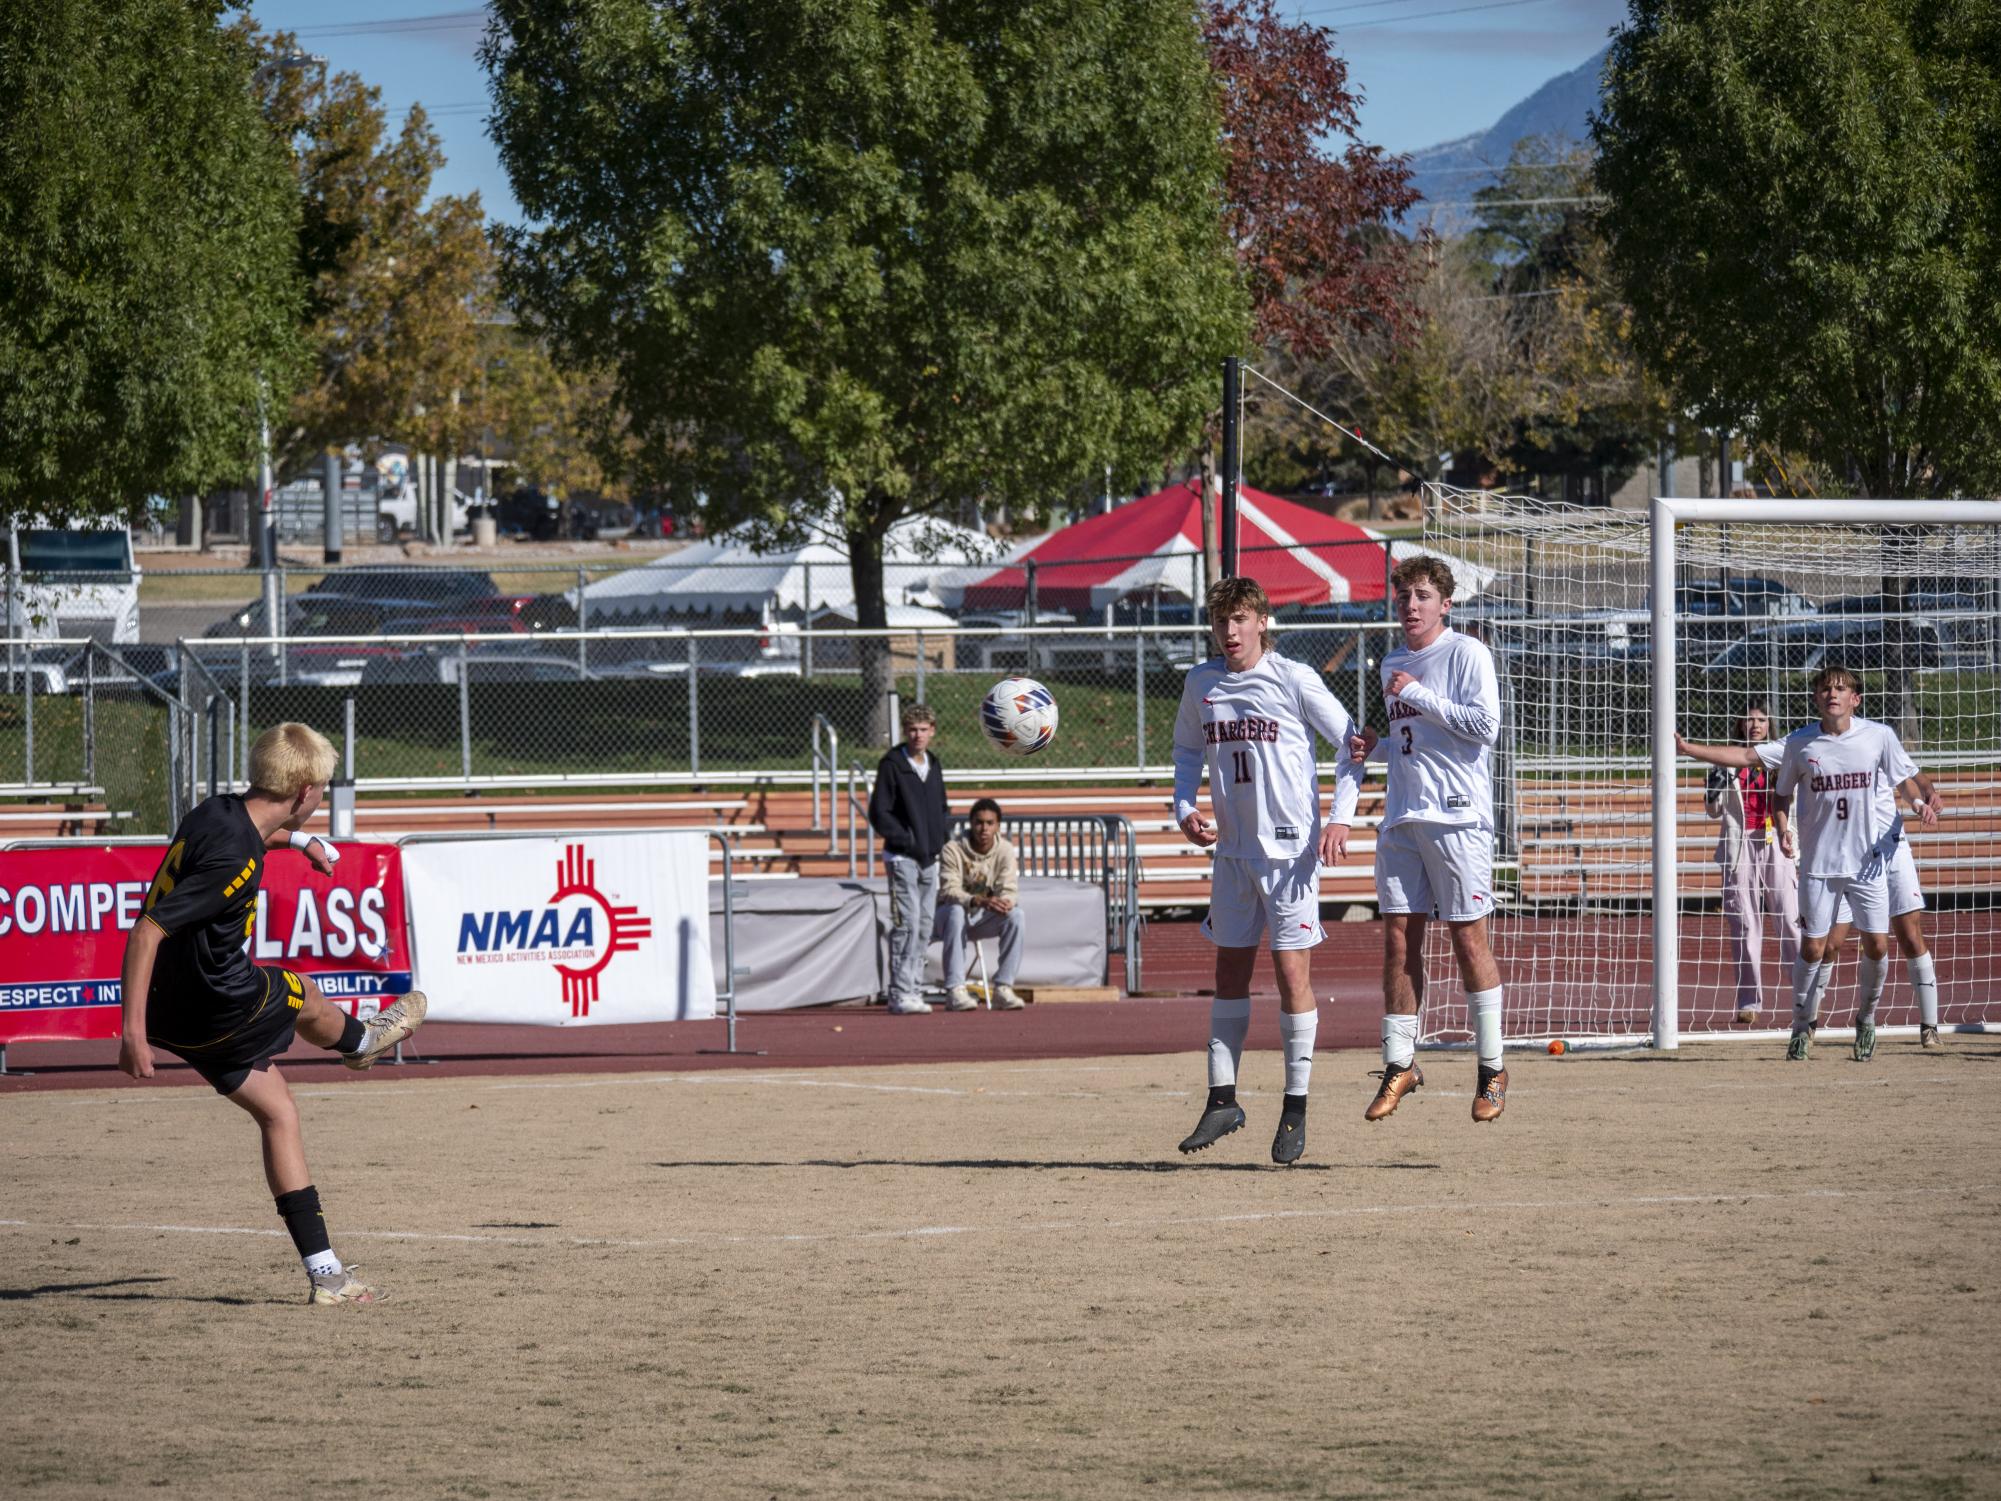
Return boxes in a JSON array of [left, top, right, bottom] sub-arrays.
[[289, 831, 339, 864]]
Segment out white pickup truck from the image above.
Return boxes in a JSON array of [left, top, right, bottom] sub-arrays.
[[4, 516, 142, 644]]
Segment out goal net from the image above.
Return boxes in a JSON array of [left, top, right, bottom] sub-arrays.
[[1414, 485, 2001, 1047]]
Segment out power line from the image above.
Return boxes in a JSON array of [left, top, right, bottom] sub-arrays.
[[291, 9, 488, 39], [1336, 0, 1568, 29], [1242, 365, 1411, 471]]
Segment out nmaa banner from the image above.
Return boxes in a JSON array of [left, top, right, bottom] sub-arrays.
[[402, 832, 716, 1025]]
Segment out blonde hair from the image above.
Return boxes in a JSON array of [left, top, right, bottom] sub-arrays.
[[902, 703, 937, 731], [249, 723, 338, 799]]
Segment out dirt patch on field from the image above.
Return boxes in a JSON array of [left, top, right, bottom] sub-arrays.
[[4, 1038, 1998, 1499]]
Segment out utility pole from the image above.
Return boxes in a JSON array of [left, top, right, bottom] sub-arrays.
[[1220, 356, 1242, 580]]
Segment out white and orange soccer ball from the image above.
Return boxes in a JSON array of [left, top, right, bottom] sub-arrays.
[[979, 677, 1059, 756]]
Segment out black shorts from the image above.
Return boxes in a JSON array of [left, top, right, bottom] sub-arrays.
[[148, 966, 310, 1095]]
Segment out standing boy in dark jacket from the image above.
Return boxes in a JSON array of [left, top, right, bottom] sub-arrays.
[[868, 704, 950, 1014]]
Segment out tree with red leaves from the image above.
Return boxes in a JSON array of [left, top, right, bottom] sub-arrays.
[[1205, 0, 1425, 358]]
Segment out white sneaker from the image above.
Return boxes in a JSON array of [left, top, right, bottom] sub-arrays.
[[944, 987, 978, 1012], [887, 997, 932, 1015], [991, 984, 1025, 1011]]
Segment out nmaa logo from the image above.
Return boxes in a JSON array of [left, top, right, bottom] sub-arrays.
[[456, 844, 651, 1017]]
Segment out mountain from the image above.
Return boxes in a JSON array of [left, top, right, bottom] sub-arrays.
[[1402, 44, 1611, 234]]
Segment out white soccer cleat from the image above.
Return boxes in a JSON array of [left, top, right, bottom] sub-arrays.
[[344, 991, 428, 1070], [308, 1266, 384, 1305]]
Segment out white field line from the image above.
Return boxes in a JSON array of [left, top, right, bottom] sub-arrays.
[[4, 1181, 1994, 1256]]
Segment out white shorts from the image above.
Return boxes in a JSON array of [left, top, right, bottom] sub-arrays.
[[1203, 850, 1323, 950], [1799, 871, 1890, 937], [1885, 841, 1926, 917], [1375, 821, 1494, 923]]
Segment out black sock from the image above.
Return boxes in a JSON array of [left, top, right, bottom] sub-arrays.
[[333, 1013, 367, 1054], [1206, 1084, 1237, 1110], [274, 1185, 332, 1260], [1281, 1093, 1307, 1117]]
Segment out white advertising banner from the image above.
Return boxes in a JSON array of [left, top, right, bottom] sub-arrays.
[[403, 832, 717, 1025]]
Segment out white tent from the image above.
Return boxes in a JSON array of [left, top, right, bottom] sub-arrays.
[[577, 516, 999, 622]]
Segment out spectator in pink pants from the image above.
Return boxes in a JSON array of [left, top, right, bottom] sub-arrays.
[[1703, 704, 1800, 1024]]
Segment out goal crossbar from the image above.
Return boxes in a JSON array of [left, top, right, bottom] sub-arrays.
[[1648, 496, 2001, 1048]]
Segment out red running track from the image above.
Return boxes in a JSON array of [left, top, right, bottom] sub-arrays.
[[6, 914, 1990, 1093]]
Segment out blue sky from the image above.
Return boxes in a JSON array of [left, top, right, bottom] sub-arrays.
[[243, 0, 1630, 224]]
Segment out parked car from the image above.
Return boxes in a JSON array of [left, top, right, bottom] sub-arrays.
[[1821, 592, 1995, 664], [1676, 575, 1817, 621], [358, 647, 599, 686], [1700, 618, 1943, 677], [291, 566, 501, 636]]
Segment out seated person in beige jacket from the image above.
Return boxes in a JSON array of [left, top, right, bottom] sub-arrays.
[[936, 798, 1026, 1011]]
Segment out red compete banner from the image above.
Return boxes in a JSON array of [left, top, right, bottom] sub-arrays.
[[0, 843, 411, 1045]]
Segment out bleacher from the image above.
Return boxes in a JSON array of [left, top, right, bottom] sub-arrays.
[[298, 769, 2000, 913], [0, 785, 129, 841]]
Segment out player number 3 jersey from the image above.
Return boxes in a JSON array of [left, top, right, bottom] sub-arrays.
[[1173, 650, 1364, 860], [1376, 627, 1502, 831]]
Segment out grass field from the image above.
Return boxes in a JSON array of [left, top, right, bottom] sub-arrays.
[[5, 1039, 1998, 1499]]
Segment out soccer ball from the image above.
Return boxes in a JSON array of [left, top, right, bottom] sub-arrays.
[[979, 677, 1059, 756]]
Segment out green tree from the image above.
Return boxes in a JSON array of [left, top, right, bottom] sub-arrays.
[[1595, 0, 2001, 499], [243, 27, 493, 478], [484, 0, 1246, 694], [0, 0, 303, 523]]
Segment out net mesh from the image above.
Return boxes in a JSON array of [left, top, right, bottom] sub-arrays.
[[1416, 484, 2001, 1043]]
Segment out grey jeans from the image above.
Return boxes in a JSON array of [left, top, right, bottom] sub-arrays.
[[935, 902, 1026, 987], [885, 853, 939, 1003]]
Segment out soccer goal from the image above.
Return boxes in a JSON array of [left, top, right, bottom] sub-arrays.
[[1415, 486, 2001, 1050]]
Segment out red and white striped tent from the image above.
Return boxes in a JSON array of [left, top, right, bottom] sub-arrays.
[[932, 481, 1467, 612]]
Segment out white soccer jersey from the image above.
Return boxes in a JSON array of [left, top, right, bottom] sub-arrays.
[[1773, 718, 1920, 879], [1374, 627, 1502, 831], [1172, 649, 1364, 861], [1760, 718, 1918, 871]]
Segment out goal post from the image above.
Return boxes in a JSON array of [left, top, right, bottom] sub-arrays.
[[1415, 485, 2001, 1053], [1648, 497, 2001, 1049]]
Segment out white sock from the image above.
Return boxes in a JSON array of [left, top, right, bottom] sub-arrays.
[[304, 1250, 343, 1278], [1790, 955, 1816, 1031], [1907, 952, 1939, 1028], [1806, 958, 1836, 1027], [1382, 1012, 1419, 1069], [1207, 997, 1252, 1088], [1280, 1010, 1318, 1096], [1855, 953, 1887, 1026], [1468, 987, 1504, 1071]]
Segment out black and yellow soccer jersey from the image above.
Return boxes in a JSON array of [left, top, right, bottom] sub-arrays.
[[142, 794, 269, 1014]]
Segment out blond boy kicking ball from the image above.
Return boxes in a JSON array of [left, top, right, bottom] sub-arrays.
[[119, 723, 426, 1303]]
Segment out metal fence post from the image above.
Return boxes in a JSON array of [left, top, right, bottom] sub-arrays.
[[22, 644, 33, 784], [802, 559, 813, 681], [1356, 623, 1369, 733], [1134, 626, 1145, 769], [914, 628, 926, 703], [225, 697, 236, 787], [576, 565, 588, 677], [687, 635, 700, 778], [457, 641, 473, 780], [239, 640, 251, 771], [166, 702, 181, 828], [83, 646, 96, 784]]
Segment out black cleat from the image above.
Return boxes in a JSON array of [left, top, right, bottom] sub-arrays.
[[1271, 1106, 1307, 1165], [1178, 1103, 1246, 1154]]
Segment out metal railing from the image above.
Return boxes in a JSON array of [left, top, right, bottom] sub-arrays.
[[944, 812, 1143, 988], [809, 712, 839, 854]]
